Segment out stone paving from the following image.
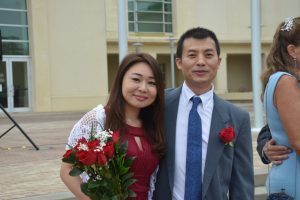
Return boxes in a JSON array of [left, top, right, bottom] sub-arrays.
[[0, 102, 267, 200], [0, 111, 85, 200]]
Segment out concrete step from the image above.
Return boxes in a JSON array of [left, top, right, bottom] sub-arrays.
[[255, 168, 268, 187], [255, 186, 267, 200], [255, 168, 268, 199]]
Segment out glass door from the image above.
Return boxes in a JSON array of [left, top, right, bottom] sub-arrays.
[[0, 57, 31, 112], [0, 60, 8, 109]]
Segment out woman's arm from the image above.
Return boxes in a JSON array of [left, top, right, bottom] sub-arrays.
[[60, 162, 90, 200], [60, 105, 105, 199], [275, 75, 300, 155]]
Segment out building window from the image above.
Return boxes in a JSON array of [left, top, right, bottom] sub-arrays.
[[128, 0, 172, 33], [0, 0, 29, 55]]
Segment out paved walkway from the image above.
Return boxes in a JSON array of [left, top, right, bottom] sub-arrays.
[[0, 103, 267, 200]]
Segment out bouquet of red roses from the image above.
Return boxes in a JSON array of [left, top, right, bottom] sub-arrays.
[[62, 129, 136, 200]]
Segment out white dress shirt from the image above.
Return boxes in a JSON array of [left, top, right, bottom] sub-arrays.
[[172, 82, 214, 200]]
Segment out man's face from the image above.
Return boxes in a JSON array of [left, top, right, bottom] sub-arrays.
[[176, 37, 221, 95]]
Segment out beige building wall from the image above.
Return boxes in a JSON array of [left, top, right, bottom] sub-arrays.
[[24, 0, 300, 112], [104, 0, 300, 100], [173, 0, 300, 99], [28, 0, 108, 112]]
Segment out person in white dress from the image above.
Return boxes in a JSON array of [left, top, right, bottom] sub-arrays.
[[60, 53, 165, 200]]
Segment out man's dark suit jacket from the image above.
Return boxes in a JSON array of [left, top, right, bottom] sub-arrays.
[[153, 87, 254, 200], [256, 124, 272, 164]]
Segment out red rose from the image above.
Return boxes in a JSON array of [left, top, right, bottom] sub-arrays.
[[63, 149, 73, 158], [112, 131, 120, 142], [76, 150, 97, 166], [87, 140, 100, 150], [103, 142, 115, 158], [74, 138, 88, 150], [97, 151, 107, 166], [219, 127, 235, 146]]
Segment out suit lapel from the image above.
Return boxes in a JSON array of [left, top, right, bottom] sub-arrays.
[[202, 95, 230, 197], [165, 87, 182, 191]]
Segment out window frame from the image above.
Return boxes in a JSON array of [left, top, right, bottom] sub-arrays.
[[128, 0, 172, 33], [0, 5, 29, 55]]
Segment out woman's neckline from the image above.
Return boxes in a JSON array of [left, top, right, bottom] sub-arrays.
[[126, 123, 142, 129]]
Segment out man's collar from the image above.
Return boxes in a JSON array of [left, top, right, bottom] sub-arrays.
[[182, 81, 214, 110]]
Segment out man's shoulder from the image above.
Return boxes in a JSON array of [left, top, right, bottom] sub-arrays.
[[214, 95, 248, 115], [165, 87, 181, 97], [165, 87, 177, 94]]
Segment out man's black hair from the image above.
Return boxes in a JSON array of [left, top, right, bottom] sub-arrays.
[[176, 27, 220, 58]]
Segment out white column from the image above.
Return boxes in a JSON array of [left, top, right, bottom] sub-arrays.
[[215, 53, 228, 94], [117, 0, 128, 63], [169, 36, 176, 88], [251, 0, 264, 129]]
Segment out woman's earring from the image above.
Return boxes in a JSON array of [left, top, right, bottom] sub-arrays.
[[294, 57, 297, 68]]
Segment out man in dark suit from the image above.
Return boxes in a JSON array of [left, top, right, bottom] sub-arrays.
[[153, 27, 254, 199]]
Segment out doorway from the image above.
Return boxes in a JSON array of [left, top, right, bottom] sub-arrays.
[[0, 57, 31, 112]]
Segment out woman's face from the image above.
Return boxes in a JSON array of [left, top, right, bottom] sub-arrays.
[[288, 44, 300, 68], [122, 62, 157, 111], [294, 46, 300, 67]]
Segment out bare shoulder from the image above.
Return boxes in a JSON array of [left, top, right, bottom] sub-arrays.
[[277, 73, 297, 85], [276, 74, 299, 94], [275, 74, 300, 108]]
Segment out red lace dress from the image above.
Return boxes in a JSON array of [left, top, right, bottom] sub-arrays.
[[122, 125, 159, 200]]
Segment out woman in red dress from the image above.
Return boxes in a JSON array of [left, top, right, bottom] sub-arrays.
[[60, 53, 165, 200]]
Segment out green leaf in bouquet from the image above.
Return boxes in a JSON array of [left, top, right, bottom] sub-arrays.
[[89, 125, 96, 141], [103, 170, 112, 179], [119, 141, 128, 153], [123, 156, 135, 167], [112, 194, 128, 200], [88, 180, 104, 189], [88, 165, 97, 174], [62, 152, 77, 164], [110, 156, 126, 175], [80, 182, 89, 195], [62, 157, 73, 164], [98, 195, 110, 200], [82, 182, 108, 200], [69, 167, 83, 176], [99, 165, 112, 179], [111, 195, 119, 200], [121, 172, 134, 182], [115, 156, 125, 166], [128, 189, 137, 198], [123, 178, 136, 188], [118, 166, 130, 175]]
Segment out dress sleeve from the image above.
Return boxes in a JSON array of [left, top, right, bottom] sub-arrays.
[[65, 104, 106, 150]]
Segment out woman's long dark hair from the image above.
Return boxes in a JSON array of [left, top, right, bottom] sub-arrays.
[[104, 53, 165, 158]]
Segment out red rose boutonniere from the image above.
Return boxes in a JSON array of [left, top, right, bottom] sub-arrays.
[[219, 127, 236, 147]]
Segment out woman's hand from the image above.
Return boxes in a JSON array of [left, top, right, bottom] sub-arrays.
[[60, 162, 91, 200]]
